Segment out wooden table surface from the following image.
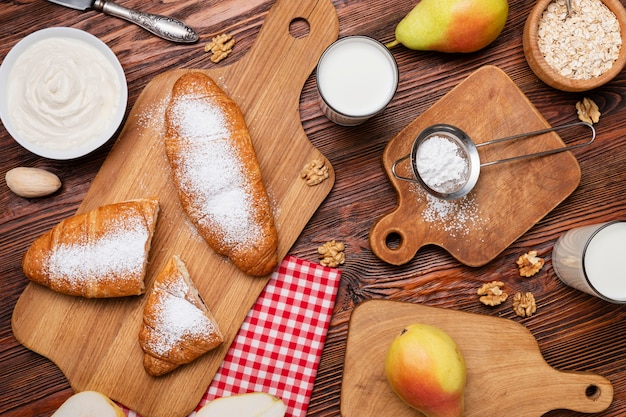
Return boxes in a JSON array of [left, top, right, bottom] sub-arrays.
[[2, 0, 626, 416]]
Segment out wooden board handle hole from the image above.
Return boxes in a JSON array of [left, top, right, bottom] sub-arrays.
[[385, 231, 403, 251], [586, 384, 601, 401], [289, 17, 310, 39]]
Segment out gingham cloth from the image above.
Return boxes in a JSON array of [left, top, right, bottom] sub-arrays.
[[124, 255, 341, 417]]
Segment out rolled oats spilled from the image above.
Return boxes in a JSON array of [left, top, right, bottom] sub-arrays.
[[537, 0, 621, 80]]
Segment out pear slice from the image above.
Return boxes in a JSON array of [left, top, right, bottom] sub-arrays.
[[51, 391, 125, 417], [259, 399, 289, 417], [196, 392, 287, 417]]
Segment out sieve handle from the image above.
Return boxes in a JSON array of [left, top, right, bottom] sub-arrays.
[[391, 154, 419, 182], [477, 121, 596, 167]]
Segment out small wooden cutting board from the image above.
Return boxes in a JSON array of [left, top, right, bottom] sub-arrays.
[[11, 1, 338, 417], [370, 66, 583, 267], [341, 300, 613, 417]]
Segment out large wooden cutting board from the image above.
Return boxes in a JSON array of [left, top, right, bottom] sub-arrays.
[[370, 65, 583, 267], [342, 300, 613, 417], [11, 1, 338, 417]]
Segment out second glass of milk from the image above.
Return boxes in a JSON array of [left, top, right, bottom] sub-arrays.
[[552, 221, 626, 303], [316, 36, 398, 126]]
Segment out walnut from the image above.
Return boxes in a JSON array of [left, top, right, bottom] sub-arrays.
[[576, 97, 601, 124], [301, 158, 329, 186], [513, 292, 537, 318], [318, 240, 345, 268], [516, 250, 545, 277], [204, 33, 235, 63], [477, 281, 508, 306]]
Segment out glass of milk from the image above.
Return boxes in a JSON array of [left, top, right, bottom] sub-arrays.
[[316, 36, 398, 126], [552, 221, 626, 303]]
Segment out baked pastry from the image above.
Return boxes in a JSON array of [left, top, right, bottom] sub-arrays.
[[139, 255, 223, 376], [22, 198, 159, 298], [164, 71, 278, 276]]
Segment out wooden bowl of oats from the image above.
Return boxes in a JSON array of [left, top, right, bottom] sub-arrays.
[[523, 0, 626, 92]]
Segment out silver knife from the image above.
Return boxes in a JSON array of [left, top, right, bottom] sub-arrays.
[[47, 0, 199, 43]]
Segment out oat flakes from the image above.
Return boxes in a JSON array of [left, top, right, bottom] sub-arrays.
[[537, 0, 621, 80]]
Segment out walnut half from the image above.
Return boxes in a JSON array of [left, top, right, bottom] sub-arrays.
[[301, 158, 329, 186], [318, 240, 345, 268], [576, 97, 601, 125], [516, 250, 545, 277], [204, 33, 235, 63], [513, 292, 537, 318], [477, 281, 508, 306]]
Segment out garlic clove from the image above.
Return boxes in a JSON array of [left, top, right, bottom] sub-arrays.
[[5, 167, 62, 198]]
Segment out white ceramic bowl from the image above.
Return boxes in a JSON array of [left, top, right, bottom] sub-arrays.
[[0, 27, 128, 160]]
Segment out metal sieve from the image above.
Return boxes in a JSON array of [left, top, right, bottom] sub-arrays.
[[392, 121, 596, 200]]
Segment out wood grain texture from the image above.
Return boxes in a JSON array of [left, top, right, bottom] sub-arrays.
[[3, 0, 626, 417], [342, 300, 613, 416]]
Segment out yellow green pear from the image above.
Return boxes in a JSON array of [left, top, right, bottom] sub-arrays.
[[385, 323, 467, 417], [387, 0, 509, 53]]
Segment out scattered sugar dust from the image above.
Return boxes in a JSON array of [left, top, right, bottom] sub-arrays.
[[135, 95, 169, 131], [408, 183, 488, 238], [128, 96, 173, 195]]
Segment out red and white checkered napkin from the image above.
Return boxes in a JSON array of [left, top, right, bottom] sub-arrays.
[[198, 255, 341, 416], [124, 255, 341, 417]]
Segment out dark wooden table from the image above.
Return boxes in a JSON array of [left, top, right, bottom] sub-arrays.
[[2, 0, 626, 416]]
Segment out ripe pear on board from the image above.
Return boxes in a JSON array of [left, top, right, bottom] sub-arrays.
[[386, 0, 509, 53], [385, 323, 467, 417]]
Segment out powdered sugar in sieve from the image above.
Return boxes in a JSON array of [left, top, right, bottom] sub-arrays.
[[392, 122, 596, 200]]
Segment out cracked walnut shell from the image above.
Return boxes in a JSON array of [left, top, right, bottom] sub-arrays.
[[318, 240, 345, 268], [513, 292, 537, 318], [477, 281, 508, 306], [516, 250, 544, 277]]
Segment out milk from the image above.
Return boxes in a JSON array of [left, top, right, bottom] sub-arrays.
[[552, 221, 626, 303], [316, 36, 398, 126]]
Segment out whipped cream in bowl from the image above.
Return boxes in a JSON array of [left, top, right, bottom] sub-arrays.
[[0, 27, 128, 160]]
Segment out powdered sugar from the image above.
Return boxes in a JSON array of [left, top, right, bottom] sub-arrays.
[[416, 135, 469, 194], [167, 93, 262, 248], [135, 96, 169, 131], [45, 215, 149, 289], [409, 183, 486, 237], [169, 93, 231, 140], [147, 284, 218, 356]]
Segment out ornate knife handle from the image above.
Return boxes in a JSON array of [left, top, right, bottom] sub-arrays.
[[93, 0, 199, 43]]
